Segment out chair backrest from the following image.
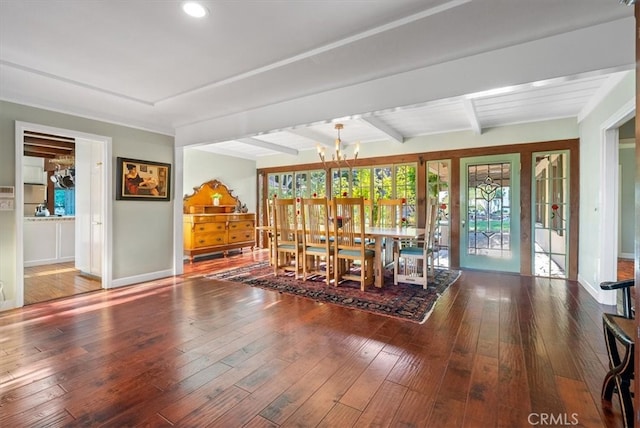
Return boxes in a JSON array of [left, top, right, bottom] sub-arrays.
[[301, 197, 330, 247], [363, 198, 374, 227], [266, 198, 274, 227], [424, 197, 438, 249], [272, 198, 298, 247], [376, 198, 405, 227], [332, 197, 366, 250]]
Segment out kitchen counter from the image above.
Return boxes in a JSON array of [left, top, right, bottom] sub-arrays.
[[24, 216, 75, 266], [24, 216, 75, 221]]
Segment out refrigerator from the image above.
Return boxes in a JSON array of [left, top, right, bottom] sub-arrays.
[[24, 184, 46, 216]]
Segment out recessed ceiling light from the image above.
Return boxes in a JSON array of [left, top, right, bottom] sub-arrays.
[[182, 2, 208, 18]]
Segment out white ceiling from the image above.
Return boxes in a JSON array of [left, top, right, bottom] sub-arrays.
[[0, 0, 635, 161]]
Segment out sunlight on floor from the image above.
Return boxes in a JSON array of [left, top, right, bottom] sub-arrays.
[[24, 267, 78, 278], [534, 243, 565, 278]]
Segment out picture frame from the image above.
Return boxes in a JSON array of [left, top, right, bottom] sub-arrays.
[[116, 157, 171, 201]]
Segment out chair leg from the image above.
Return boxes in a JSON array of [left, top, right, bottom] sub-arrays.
[[602, 316, 635, 428], [422, 255, 428, 289]]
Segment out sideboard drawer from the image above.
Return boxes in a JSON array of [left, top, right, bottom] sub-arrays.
[[194, 232, 227, 248], [192, 215, 218, 223], [194, 222, 225, 233], [228, 230, 254, 243], [228, 220, 254, 231]]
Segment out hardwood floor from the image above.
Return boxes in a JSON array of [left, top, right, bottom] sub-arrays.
[[617, 258, 634, 281], [1, 250, 625, 427], [24, 262, 102, 305]]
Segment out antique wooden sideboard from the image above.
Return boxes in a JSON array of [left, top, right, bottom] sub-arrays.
[[183, 179, 255, 263]]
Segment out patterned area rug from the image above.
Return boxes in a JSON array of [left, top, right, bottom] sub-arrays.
[[205, 262, 461, 323]]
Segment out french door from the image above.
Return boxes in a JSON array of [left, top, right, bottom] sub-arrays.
[[460, 154, 520, 272]]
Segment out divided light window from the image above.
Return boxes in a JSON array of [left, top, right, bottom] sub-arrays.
[[267, 170, 326, 199], [267, 164, 417, 224]]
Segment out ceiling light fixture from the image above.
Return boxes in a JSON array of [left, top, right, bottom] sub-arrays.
[[182, 1, 208, 18], [317, 123, 359, 170], [619, 0, 636, 5]]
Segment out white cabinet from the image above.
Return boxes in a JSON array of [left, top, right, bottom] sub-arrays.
[[24, 218, 75, 267], [23, 156, 46, 184]]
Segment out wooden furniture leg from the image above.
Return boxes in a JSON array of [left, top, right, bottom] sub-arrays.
[[602, 314, 635, 428]]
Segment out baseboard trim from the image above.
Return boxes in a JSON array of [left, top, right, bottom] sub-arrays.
[[619, 253, 634, 260], [0, 299, 17, 312], [110, 269, 174, 289], [579, 274, 616, 305]]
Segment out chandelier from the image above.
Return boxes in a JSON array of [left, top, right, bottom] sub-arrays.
[[317, 123, 359, 169]]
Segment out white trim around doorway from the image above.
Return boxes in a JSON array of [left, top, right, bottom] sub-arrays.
[[14, 121, 112, 308], [596, 99, 634, 305]]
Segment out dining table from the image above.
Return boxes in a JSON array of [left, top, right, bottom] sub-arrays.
[[364, 226, 425, 288]]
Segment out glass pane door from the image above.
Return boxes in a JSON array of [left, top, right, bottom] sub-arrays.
[[460, 154, 520, 272], [532, 151, 569, 278]]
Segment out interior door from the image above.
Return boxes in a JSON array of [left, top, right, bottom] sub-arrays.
[[460, 154, 520, 272], [75, 138, 103, 278], [89, 141, 103, 277]]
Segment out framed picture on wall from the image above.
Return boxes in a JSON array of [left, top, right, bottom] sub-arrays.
[[116, 157, 171, 201]]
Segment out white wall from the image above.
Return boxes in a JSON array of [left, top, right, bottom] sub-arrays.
[[183, 148, 257, 212], [577, 72, 635, 301], [0, 101, 175, 310], [619, 142, 636, 257]]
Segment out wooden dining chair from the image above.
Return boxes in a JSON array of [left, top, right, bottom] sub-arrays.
[[374, 198, 405, 265], [300, 197, 333, 284], [599, 279, 636, 428], [393, 197, 438, 288], [363, 198, 374, 227], [332, 197, 375, 291], [265, 198, 275, 266], [272, 197, 302, 278], [375, 198, 404, 227]]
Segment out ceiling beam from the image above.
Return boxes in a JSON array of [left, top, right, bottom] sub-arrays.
[[193, 145, 258, 161], [24, 145, 73, 156], [23, 137, 75, 150], [157, 0, 471, 104], [24, 131, 75, 143], [462, 98, 482, 134], [24, 151, 55, 159], [237, 137, 298, 156], [360, 116, 404, 144], [286, 128, 334, 148]]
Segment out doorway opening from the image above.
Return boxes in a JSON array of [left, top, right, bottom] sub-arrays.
[[15, 121, 112, 307], [459, 154, 521, 273], [599, 101, 635, 303], [532, 151, 569, 278]]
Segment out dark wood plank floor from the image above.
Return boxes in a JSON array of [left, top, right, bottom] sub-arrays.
[[0, 250, 625, 427], [618, 258, 634, 281]]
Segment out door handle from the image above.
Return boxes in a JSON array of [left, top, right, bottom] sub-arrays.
[[461, 220, 465, 228], [92, 221, 102, 225]]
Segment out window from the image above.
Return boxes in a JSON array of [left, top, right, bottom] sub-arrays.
[[54, 188, 75, 216], [427, 160, 450, 268], [265, 163, 417, 224], [533, 151, 569, 278], [268, 170, 326, 199]]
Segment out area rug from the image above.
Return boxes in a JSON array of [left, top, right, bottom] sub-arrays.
[[205, 262, 460, 323]]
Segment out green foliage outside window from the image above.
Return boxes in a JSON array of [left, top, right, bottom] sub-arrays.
[[268, 163, 417, 224]]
